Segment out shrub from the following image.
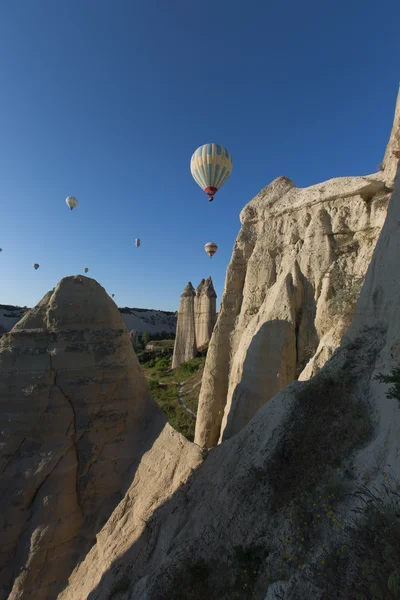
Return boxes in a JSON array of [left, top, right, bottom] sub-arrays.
[[375, 367, 400, 407], [155, 357, 171, 372], [143, 358, 157, 368], [330, 266, 364, 323], [178, 357, 204, 375], [265, 364, 373, 514], [308, 478, 400, 599]]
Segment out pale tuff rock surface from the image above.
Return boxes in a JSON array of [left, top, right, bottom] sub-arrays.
[[59, 165, 400, 600], [195, 87, 399, 447], [171, 282, 197, 368], [194, 276, 217, 348], [381, 86, 400, 189], [0, 276, 201, 600], [195, 168, 391, 448], [172, 277, 217, 368]]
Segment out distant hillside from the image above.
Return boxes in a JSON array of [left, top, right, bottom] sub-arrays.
[[0, 303, 177, 336], [118, 306, 177, 334]]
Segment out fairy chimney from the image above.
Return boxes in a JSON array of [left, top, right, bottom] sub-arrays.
[[172, 282, 197, 368], [195, 276, 217, 348]]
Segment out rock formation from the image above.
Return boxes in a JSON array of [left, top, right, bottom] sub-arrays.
[[194, 90, 400, 449], [3, 93, 400, 600], [58, 158, 400, 600], [172, 277, 217, 368], [381, 85, 400, 189], [171, 282, 197, 368], [194, 276, 217, 348], [0, 276, 202, 600]]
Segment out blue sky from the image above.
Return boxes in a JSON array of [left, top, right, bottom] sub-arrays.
[[0, 0, 399, 311]]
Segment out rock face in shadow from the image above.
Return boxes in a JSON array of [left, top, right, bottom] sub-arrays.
[[172, 278, 217, 368], [0, 276, 202, 600]]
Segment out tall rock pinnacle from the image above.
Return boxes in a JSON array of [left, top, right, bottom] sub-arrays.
[[172, 278, 217, 369], [172, 282, 197, 369], [195, 276, 217, 349]]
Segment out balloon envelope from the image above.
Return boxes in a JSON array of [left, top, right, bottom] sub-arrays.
[[66, 196, 78, 210], [33, 263, 40, 270], [204, 242, 218, 258], [135, 238, 141, 247], [84, 268, 89, 273], [190, 144, 232, 201]]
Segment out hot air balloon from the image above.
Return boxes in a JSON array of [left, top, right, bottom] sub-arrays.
[[112, 294, 115, 298], [84, 268, 89, 273], [33, 263, 40, 270], [66, 196, 78, 211], [205, 242, 218, 258], [190, 144, 232, 202], [0, 248, 2, 252], [135, 238, 141, 247]]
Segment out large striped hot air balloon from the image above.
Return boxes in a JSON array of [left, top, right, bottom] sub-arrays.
[[205, 242, 218, 258], [190, 144, 232, 202]]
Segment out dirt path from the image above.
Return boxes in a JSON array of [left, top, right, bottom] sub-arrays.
[[173, 381, 196, 420]]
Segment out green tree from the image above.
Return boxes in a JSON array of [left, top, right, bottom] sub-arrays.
[[142, 331, 150, 348]]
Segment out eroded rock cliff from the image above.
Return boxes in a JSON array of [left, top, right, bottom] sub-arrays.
[[0, 276, 201, 600], [59, 160, 400, 600], [194, 89, 400, 449]]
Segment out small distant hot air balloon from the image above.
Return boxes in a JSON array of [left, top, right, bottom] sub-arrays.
[[33, 263, 40, 270], [0, 248, 2, 252], [66, 196, 78, 211], [84, 267, 89, 273], [190, 144, 232, 202], [205, 242, 218, 258], [112, 294, 115, 298], [135, 238, 141, 247]]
